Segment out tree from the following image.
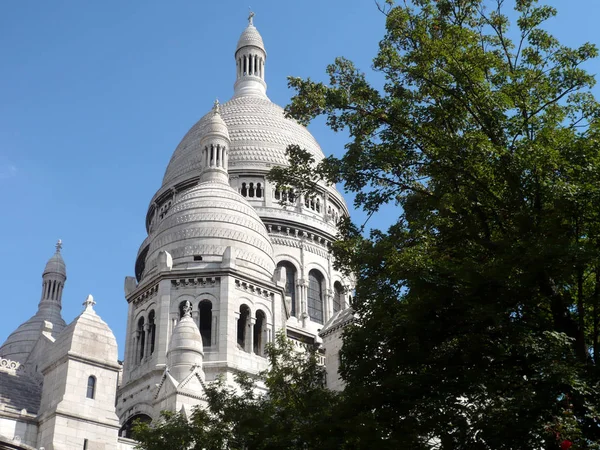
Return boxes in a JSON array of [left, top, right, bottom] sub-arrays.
[[269, 0, 600, 448], [133, 333, 356, 450]]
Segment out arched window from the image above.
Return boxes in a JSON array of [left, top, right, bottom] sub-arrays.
[[86, 376, 96, 399], [119, 414, 152, 439], [199, 300, 212, 347], [256, 183, 263, 198], [148, 310, 156, 356], [137, 317, 145, 361], [307, 270, 324, 324], [253, 310, 267, 356], [241, 182, 248, 197], [333, 282, 344, 314], [249, 182, 255, 198], [237, 305, 251, 352], [277, 262, 297, 317]]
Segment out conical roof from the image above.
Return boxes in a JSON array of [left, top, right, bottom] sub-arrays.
[[167, 303, 204, 382]]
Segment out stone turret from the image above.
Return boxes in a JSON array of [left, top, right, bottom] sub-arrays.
[[198, 100, 231, 184], [0, 240, 67, 363]]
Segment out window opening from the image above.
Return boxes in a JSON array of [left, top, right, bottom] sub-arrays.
[[249, 182, 255, 198], [333, 282, 343, 314], [137, 317, 145, 361], [277, 262, 297, 317], [241, 183, 248, 197], [86, 376, 96, 399], [148, 310, 156, 355], [199, 300, 212, 347], [256, 183, 262, 198], [237, 305, 250, 351], [253, 310, 267, 356], [307, 270, 324, 324]]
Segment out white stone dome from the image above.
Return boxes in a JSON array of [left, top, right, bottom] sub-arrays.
[[236, 24, 265, 53], [144, 180, 275, 281], [162, 96, 325, 186]]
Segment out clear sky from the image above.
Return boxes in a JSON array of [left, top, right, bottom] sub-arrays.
[[1, 0, 598, 359]]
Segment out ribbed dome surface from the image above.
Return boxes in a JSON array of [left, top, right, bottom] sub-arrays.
[[0, 312, 66, 364], [163, 96, 325, 186], [43, 252, 66, 277], [144, 180, 275, 280], [236, 24, 265, 52]]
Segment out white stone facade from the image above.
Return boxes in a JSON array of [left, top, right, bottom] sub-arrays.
[[0, 17, 352, 450]]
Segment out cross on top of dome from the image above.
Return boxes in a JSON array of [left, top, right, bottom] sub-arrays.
[[55, 239, 62, 253], [248, 10, 255, 26]]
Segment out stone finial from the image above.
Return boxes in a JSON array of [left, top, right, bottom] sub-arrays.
[[83, 294, 96, 311], [55, 239, 62, 253], [213, 99, 220, 115], [182, 300, 192, 318], [248, 10, 255, 25]]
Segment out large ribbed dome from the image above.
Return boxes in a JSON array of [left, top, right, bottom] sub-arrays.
[[162, 96, 325, 187], [144, 180, 275, 281]]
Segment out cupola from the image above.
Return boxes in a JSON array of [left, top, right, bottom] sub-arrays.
[[198, 100, 230, 184], [233, 12, 267, 98]]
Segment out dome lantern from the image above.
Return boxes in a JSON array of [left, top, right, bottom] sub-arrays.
[[234, 12, 267, 98], [199, 100, 231, 184]]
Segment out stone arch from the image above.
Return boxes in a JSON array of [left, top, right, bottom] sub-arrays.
[[119, 413, 152, 439]]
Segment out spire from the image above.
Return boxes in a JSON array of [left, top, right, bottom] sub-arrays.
[[234, 14, 267, 98], [199, 100, 231, 184]]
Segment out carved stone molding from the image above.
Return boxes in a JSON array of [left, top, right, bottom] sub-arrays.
[[133, 284, 159, 306], [172, 277, 220, 289]]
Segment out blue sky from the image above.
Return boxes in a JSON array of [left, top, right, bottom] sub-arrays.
[[1, 0, 598, 359]]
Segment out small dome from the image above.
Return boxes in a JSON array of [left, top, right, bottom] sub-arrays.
[[203, 101, 229, 141], [167, 304, 204, 382], [43, 240, 66, 278], [144, 181, 275, 281], [236, 24, 265, 54]]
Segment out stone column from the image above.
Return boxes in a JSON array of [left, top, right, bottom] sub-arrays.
[[248, 317, 255, 354], [211, 309, 219, 348], [325, 289, 333, 323]]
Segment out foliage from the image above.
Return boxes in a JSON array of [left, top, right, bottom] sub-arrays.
[[133, 333, 356, 450], [269, 0, 600, 448]]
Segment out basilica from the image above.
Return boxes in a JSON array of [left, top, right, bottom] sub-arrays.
[[0, 17, 353, 450]]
